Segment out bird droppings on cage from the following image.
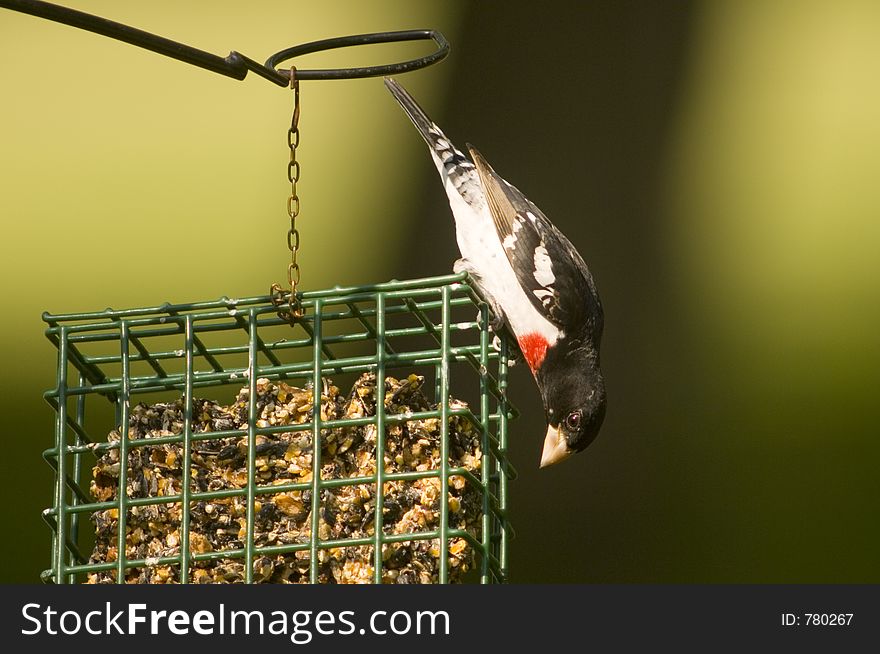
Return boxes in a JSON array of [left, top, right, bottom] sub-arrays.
[[87, 373, 484, 584]]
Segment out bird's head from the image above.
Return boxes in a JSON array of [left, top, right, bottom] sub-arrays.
[[537, 343, 606, 468]]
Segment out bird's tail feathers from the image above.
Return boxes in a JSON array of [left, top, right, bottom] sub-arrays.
[[384, 78, 466, 166]]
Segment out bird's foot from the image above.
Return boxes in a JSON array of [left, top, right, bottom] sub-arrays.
[[490, 333, 522, 367], [487, 304, 506, 332], [455, 256, 516, 363], [474, 305, 506, 333], [456, 258, 507, 331]]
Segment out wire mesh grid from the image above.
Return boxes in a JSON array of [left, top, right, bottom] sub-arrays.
[[41, 273, 515, 584]]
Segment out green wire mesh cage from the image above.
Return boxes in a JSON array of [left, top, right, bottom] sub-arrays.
[[41, 273, 516, 584]]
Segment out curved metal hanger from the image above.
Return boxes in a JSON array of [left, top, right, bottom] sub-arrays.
[[0, 0, 449, 86]]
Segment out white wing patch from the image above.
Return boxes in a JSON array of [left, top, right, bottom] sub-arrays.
[[500, 213, 526, 251], [512, 216, 523, 232], [533, 244, 555, 287], [533, 287, 555, 308]]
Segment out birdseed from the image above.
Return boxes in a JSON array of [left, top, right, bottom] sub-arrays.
[[87, 373, 483, 584]]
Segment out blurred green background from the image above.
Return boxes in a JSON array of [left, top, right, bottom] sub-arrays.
[[1, 0, 878, 583]]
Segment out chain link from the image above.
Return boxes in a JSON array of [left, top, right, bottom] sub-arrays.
[[271, 67, 303, 323]]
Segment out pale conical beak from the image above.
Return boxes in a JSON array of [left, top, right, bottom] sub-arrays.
[[540, 424, 573, 468]]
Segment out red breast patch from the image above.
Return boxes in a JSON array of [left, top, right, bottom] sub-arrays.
[[517, 333, 549, 374]]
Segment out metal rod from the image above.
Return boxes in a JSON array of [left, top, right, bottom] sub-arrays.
[[309, 299, 324, 583], [53, 326, 68, 584], [68, 373, 87, 583], [498, 335, 510, 581], [179, 316, 194, 584], [47, 525, 493, 579], [373, 293, 386, 583], [1, 0, 448, 85], [116, 321, 131, 584], [479, 303, 491, 583], [42, 271, 470, 323], [0, 0, 285, 83], [47, 464, 492, 519], [245, 309, 259, 583], [439, 285, 451, 583]]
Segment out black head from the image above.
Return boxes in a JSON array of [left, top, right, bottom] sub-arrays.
[[537, 342, 606, 467]]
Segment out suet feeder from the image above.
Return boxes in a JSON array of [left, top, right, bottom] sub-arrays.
[[11, 1, 516, 585], [42, 275, 516, 584]]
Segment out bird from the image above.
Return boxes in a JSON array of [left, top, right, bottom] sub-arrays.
[[384, 78, 605, 467]]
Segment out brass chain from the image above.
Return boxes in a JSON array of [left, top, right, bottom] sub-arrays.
[[271, 67, 303, 323]]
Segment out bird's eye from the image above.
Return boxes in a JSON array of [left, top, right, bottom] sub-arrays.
[[565, 411, 581, 431]]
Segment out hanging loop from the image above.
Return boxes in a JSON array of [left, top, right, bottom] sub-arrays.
[[265, 29, 450, 81], [1, 2, 449, 86]]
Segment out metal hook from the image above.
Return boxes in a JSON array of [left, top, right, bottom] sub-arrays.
[[1, 0, 449, 86]]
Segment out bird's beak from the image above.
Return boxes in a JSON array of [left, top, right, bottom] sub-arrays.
[[540, 424, 573, 468]]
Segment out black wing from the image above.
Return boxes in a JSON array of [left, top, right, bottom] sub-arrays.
[[467, 145, 603, 343]]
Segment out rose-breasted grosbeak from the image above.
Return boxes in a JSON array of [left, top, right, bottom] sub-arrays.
[[385, 78, 605, 468]]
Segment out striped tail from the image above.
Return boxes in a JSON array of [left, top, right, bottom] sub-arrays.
[[384, 78, 471, 170], [384, 77, 483, 209]]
